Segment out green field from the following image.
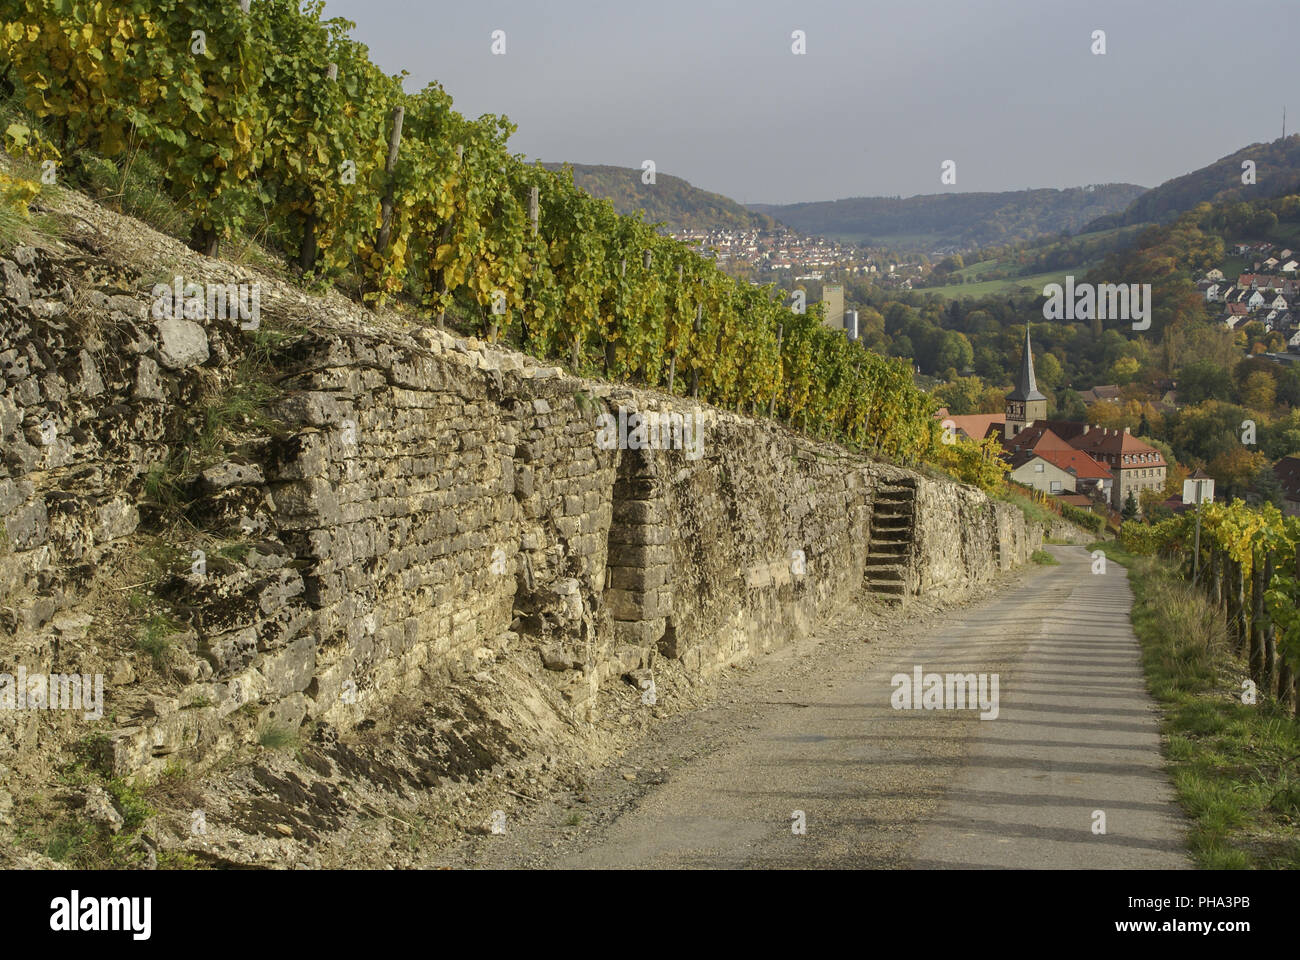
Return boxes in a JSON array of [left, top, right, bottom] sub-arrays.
[[925, 264, 1097, 300], [1218, 255, 1248, 279]]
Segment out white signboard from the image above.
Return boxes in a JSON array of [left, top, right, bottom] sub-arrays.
[[1183, 477, 1215, 505]]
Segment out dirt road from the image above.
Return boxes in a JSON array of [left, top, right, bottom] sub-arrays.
[[428, 545, 1190, 869]]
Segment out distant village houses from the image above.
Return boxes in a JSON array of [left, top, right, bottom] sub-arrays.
[[1199, 242, 1300, 350], [939, 331, 1166, 512]]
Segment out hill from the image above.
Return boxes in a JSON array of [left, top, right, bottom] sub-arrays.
[[749, 185, 1146, 253], [540, 162, 779, 233], [1083, 135, 1300, 233]]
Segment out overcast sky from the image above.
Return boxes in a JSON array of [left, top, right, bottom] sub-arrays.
[[320, 0, 1293, 205]]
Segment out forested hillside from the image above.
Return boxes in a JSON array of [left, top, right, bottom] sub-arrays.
[[1084, 136, 1300, 232], [750, 185, 1146, 251], [540, 162, 778, 234]]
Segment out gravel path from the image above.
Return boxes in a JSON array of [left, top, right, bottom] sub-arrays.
[[427, 545, 1190, 869]]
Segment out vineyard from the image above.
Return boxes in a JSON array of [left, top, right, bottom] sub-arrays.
[[1123, 502, 1300, 713], [0, 0, 942, 464]]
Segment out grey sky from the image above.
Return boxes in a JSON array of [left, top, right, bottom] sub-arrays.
[[321, 0, 1293, 205]]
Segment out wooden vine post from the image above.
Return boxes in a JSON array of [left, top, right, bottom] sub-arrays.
[[300, 60, 339, 272], [690, 302, 702, 399], [768, 323, 783, 418], [375, 104, 405, 255], [1279, 541, 1300, 707], [666, 263, 683, 393], [605, 258, 625, 377], [436, 143, 464, 328], [1250, 547, 1265, 684]]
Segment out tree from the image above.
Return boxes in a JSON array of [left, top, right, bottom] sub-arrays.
[[1249, 209, 1279, 235], [934, 330, 974, 375], [1110, 356, 1141, 385], [933, 254, 964, 276], [1178, 359, 1234, 405], [1251, 464, 1286, 509], [934, 375, 984, 416], [1122, 490, 1139, 521], [974, 386, 1005, 413], [1261, 410, 1300, 459], [1208, 446, 1267, 501], [889, 334, 915, 359], [1240, 370, 1278, 413], [1056, 389, 1087, 421], [1139, 486, 1166, 518], [1167, 400, 1253, 467], [973, 344, 1005, 381], [1036, 351, 1064, 389], [858, 306, 885, 340]]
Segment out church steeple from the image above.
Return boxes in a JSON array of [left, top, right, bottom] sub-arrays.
[[1007, 328, 1045, 404], [1005, 328, 1047, 438]]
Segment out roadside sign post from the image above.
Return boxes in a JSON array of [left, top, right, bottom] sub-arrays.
[[1184, 476, 1215, 581], [1193, 497, 1201, 580]]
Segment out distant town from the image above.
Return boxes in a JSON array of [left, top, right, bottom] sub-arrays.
[[1201, 241, 1300, 362], [667, 225, 925, 288]]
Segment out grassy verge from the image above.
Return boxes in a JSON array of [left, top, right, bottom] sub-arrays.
[[1121, 549, 1300, 868], [1086, 538, 1136, 569], [1030, 549, 1059, 565], [997, 486, 1055, 532]]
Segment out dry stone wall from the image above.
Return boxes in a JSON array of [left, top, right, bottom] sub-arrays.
[[0, 242, 1042, 784]]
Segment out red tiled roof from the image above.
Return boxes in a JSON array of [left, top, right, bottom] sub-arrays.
[[1037, 446, 1113, 480], [1068, 426, 1166, 468], [1001, 424, 1073, 455], [938, 413, 1005, 439], [1038, 420, 1089, 442]]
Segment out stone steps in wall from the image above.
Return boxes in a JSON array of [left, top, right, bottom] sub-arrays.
[[870, 527, 911, 543], [872, 517, 911, 530], [868, 581, 907, 596], [870, 567, 905, 582], [865, 553, 906, 566], [865, 482, 918, 604]]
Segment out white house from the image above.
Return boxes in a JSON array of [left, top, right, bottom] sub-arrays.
[[1206, 268, 1225, 281], [1205, 283, 1222, 302], [1009, 455, 1077, 495], [1283, 260, 1299, 273], [1248, 290, 1267, 310]]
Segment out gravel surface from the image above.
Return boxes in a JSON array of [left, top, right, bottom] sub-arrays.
[[426, 546, 1188, 869]]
